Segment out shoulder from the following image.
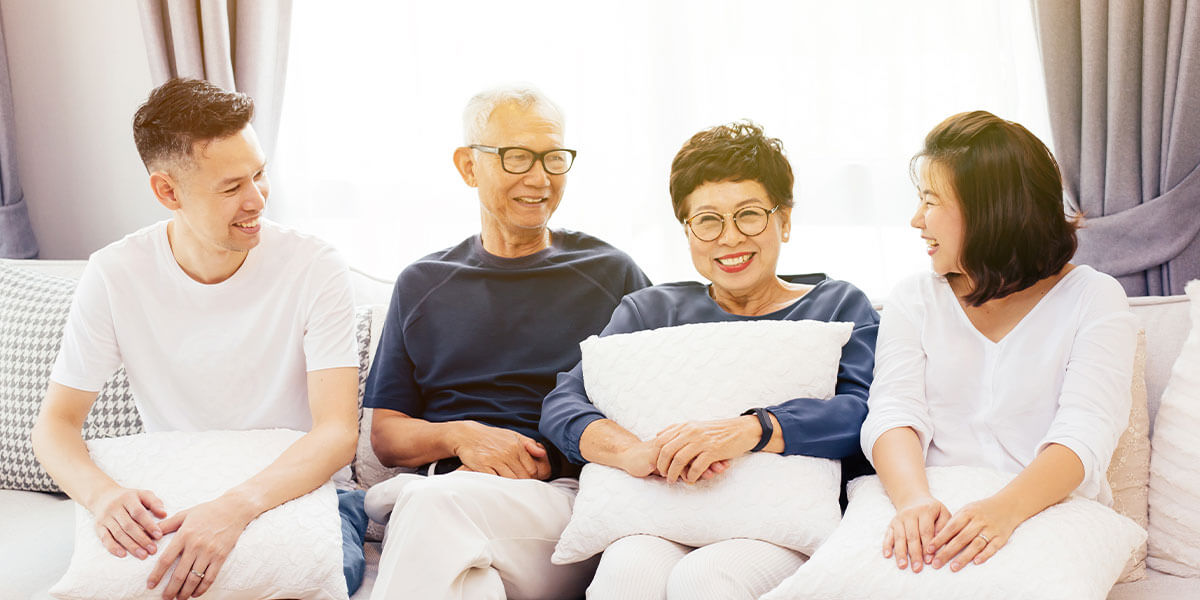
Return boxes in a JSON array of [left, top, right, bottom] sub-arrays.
[[388, 236, 477, 303], [553, 229, 639, 262], [793, 276, 880, 326], [89, 221, 166, 267], [622, 281, 709, 314], [1056, 265, 1130, 316]]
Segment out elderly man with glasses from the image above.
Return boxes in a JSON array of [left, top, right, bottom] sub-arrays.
[[362, 85, 650, 599]]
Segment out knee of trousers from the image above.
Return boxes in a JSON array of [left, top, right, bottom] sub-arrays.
[[391, 475, 476, 519], [666, 552, 755, 600]]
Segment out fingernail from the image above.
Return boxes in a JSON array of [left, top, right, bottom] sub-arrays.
[[898, 559, 907, 568], [135, 549, 147, 559], [925, 554, 933, 564], [951, 562, 961, 571], [147, 543, 156, 554], [152, 529, 162, 539], [932, 559, 943, 569], [883, 549, 891, 558], [117, 549, 126, 558]]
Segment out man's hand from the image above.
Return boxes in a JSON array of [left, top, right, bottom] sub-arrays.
[[146, 497, 253, 599], [89, 486, 167, 560], [454, 422, 552, 480], [652, 416, 759, 483]]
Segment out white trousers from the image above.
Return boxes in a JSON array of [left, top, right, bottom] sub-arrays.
[[365, 471, 598, 600], [586, 534, 806, 600]]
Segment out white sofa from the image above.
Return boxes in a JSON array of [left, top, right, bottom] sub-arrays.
[[1, 258, 1198, 599]]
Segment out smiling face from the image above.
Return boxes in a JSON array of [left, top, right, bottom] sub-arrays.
[[685, 179, 790, 298], [912, 160, 966, 277], [150, 125, 268, 281], [456, 101, 566, 254]]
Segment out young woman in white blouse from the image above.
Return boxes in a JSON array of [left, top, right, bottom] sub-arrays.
[[861, 111, 1137, 575]]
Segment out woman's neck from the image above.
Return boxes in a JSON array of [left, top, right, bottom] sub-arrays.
[[709, 277, 812, 316]]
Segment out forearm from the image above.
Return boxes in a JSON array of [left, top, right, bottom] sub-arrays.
[[32, 382, 119, 510], [991, 443, 1084, 523], [770, 393, 868, 458], [579, 419, 645, 468], [873, 427, 933, 507], [221, 420, 357, 521], [371, 410, 469, 468], [32, 416, 123, 510]]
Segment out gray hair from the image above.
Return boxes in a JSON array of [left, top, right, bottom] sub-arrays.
[[461, 84, 565, 146]]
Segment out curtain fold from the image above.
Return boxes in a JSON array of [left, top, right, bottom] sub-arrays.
[[0, 6, 38, 259], [137, 0, 292, 157], [1034, 0, 1200, 296]]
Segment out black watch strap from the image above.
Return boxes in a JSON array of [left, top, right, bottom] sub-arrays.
[[741, 407, 773, 452]]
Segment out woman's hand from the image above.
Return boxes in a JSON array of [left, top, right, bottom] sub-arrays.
[[882, 494, 951, 572], [929, 494, 1022, 571], [652, 416, 759, 483]]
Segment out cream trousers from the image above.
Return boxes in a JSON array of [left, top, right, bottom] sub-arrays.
[[586, 534, 806, 600], [365, 470, 598, 600]]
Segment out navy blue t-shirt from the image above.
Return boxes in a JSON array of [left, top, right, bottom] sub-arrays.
[[540, 275, 879, 489], [363, 230, 651, 468]]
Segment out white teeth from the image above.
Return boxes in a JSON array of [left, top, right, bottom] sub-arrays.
[[234, 218, 259, 228], [717, 254, 751, 266], [925, 239, 939, 248], [514, 197, 546, 204]]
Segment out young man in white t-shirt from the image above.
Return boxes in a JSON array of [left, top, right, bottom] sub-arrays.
[[31, 78, 366, 599]]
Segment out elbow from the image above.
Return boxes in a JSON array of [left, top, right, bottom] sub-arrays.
[[369, 426, 423, 469]]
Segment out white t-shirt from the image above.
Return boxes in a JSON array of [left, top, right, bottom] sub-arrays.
[[860, 266, 1137, 502], [51, 219, 358, 433]]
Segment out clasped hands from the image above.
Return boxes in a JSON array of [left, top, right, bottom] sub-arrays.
[[617, 415, 762, 484], [90, 486, 252, 599], [883, 493, 1022, 574]]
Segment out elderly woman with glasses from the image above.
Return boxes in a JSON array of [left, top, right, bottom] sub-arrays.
[[539, 122, 879, 600]]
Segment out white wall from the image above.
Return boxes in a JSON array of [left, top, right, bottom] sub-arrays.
[[2, 0, 160, 258]]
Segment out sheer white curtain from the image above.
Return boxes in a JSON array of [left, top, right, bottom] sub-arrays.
[[273, 0, 1050, 300]]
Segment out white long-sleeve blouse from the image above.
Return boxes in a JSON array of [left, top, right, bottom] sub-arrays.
[[860, 265, 1138, 503]]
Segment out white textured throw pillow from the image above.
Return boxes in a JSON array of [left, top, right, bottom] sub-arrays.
[[50, 429, 348, 600], [552, 319, 851, 564], [1148, 279, 1200, 576], [762, 466, 1145, 600]]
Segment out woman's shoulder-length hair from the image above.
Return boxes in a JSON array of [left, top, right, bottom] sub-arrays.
[[914, 110, 1079, 306]]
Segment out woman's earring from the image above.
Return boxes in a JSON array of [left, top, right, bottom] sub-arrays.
[[783, 232, 790, 241]]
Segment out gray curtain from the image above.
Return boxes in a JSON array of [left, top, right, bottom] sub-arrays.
[[1034, 0, 1200, 296], [0, 8, 37, 259], [137, 0, 293, 157]]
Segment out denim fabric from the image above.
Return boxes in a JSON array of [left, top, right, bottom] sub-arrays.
[[338, 489, 368, 594]]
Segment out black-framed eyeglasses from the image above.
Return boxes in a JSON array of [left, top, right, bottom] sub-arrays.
[[469, 145, 577, 175], [684, 204, 781, 242]]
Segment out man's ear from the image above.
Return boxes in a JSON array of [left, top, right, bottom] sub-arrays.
[[453, 146, 478, 188], [149, 171, 181, 211]]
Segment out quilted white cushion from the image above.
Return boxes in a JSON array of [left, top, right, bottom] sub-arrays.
[[50, 429, 348, 600], [552, 319, 851, 564], [763, 466, 1145, 600], [1148, 279, 1200, 576]]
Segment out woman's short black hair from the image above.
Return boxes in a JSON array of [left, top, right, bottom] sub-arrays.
[[669, 121, 794, 221], [914, 110, 1078, 306]]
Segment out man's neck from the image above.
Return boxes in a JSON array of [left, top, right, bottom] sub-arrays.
[[166, 221, 249, 284], [479, 226, 552, 259]]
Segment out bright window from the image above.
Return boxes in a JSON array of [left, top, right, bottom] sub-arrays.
[[274, 0, 1051, 300]]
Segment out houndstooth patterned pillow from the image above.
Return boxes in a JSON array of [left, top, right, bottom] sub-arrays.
[[0, 263, 143, 492]]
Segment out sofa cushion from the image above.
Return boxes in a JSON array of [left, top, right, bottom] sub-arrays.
[[0, 263, 142, 492], [51, 429, 348, 600], [553, 319, 850, 564], [0, 489, 74, 599], [763, 466, 1146, 600], [1109, 331, 1150, 582], [1148, 280, 1200, 577]]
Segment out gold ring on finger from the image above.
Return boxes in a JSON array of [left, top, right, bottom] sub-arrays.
[[191, 569, 206, 579]]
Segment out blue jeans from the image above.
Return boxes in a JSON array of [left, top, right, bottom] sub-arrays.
[[338, 489, 368, 595]]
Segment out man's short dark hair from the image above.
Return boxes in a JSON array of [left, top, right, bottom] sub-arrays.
[[132, 78, 254, 172], [668, 121, 794, 222], [914, 110, 1078, 306]]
